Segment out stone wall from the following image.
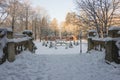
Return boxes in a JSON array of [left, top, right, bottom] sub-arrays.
[[88, 26, 120, 63]]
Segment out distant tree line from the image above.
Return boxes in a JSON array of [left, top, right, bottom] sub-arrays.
[[0, 0, 60, 41], [60, 12, 88, 39], [1, 0, 119, 40], [61, 0, 120, 38]]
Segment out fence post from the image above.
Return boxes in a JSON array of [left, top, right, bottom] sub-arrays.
[[7, 42, 15, 62]]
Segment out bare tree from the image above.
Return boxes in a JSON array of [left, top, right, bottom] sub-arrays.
[[31, 7, 50, 41], [41, 16, 50, 37], [22, 0, 31, 30], [4, 0, 33, 32], [64, 12, 88, 38], [6, 0, 24, 32], [0, 0, 51, 40], [9, 0, 17, 32], [76, 0, 120, 37], [0, 0, 9, 26]]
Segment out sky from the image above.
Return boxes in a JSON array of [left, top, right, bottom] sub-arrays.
[[30, 0, 76, 24]]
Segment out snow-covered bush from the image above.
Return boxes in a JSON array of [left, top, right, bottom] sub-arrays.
[[45, 42, 48, 47], [49, 42, 54, 48], [65, 43, 68, 49], [74, 41, 79, 46], [42, 41, 45, 46], [69, 41, 73, 48]]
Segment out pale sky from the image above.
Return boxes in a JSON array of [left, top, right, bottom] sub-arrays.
[[30, 0, 75, 24]]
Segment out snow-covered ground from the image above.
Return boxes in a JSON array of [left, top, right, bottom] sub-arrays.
[[0, 40, 120, 80]]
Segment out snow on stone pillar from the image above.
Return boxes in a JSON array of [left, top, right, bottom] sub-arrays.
[[7, 42, 15, 62]]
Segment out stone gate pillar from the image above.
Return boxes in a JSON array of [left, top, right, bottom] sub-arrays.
[[105, 26, 120, 63], [7, 42, 15, 62]]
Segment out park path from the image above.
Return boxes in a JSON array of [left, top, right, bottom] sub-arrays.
[[0, 41, 120, 80], [34, 41, 120, 80]]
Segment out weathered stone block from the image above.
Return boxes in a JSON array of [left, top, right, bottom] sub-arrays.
[[7, 42, 15, 62]]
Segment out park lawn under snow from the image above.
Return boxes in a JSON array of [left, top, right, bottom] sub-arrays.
[[0, 40, 120, 80]]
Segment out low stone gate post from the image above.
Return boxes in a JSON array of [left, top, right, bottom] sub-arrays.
[[7, 42, 15, 62]]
